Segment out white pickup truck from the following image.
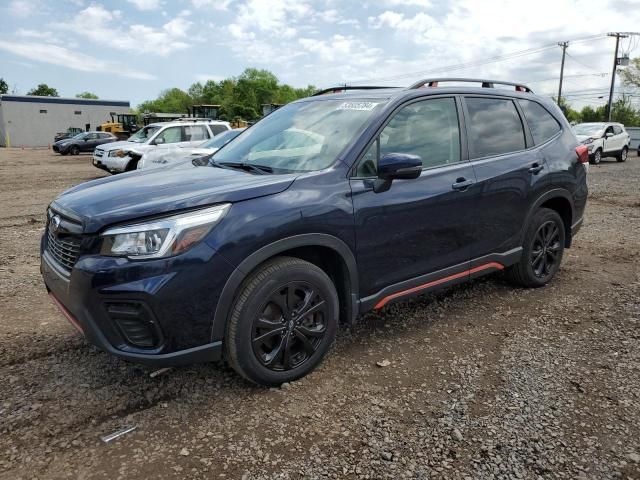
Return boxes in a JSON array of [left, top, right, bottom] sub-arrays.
[[92, 119, 230, 173]]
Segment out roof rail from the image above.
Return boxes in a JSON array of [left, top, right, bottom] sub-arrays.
[[408, 78, 534, 93], [312, 85, 401, 96]]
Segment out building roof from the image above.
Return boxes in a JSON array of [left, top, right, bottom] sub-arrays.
[[0, 95, 129, 107]]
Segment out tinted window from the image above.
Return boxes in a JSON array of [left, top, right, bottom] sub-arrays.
[[465, 97, 525, 158], [356, 97, 460, 176], [210, 124, 228, 135], [518, 99, 561, 144], [604, 125, 614, 135]]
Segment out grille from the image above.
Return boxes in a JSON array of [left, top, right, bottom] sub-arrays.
[[95, 149, 104, 157], [46, 228, 82, 272]]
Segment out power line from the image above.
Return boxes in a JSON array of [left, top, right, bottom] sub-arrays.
[[345, 33, 611, 86]]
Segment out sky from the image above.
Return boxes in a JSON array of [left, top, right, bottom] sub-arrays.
[[1, 0, 639, 109]]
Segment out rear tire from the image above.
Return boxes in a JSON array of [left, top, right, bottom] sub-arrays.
[[591, 148, 602, 165], [225, 257, 339, 386], [617, 146, 628, 162], [506, 208, 565, 288]]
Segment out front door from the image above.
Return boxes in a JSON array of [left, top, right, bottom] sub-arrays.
[[350, 96, 477, 299]]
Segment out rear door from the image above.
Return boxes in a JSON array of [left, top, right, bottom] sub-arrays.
[[184, 125, 210, 147], [462, 96, 548, 261], [350, 96, 478, 299]]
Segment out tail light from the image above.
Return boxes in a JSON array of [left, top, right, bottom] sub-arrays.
[[576, 145, 589, 164]]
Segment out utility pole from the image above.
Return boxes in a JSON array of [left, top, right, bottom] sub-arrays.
[[557, 41, 569, 105], [607, 33, 628, 121]]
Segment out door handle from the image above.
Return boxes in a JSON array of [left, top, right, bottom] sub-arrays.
[[529, 163, 544, 174], [451, 178, 474, 191]]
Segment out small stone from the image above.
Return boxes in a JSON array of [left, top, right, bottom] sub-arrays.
[[377, 360, 391, 368], [381, 451, 393, 461], [626, 453, 640, 463], [179, 448, 190, 456], [281, 382, 291, 390], [452, 428, 463, 442]]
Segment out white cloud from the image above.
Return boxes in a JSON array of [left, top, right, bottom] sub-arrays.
[[190, 0, 234, 10], [127, 0, 161, 10], [57, 4, 192, 56], [7, 0, 38, 17], [384, 0, 432, 6], [0, 40, 155, 80], [228, 0, 312, 39]]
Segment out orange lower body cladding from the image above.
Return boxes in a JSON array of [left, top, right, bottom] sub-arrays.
[[374, 262, 505, 309]]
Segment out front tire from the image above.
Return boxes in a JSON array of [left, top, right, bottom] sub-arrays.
[[225, 257, 339, 386], [591, 148, 602, 165], [617, 146, 628, 162], [506, 208, 565, 288], [70, 145, 80, 156]]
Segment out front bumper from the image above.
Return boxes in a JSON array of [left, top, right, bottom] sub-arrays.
[[93, 151, 130, 173], [41, 237, 235, 367]]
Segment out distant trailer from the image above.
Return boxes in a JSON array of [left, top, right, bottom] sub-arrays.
[[0, 95, 131, 147]]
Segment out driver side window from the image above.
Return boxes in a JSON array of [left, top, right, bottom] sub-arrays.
[[355, 97, 461, 177]]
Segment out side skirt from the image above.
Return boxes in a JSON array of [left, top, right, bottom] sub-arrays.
[[359, 248, 522, 312]]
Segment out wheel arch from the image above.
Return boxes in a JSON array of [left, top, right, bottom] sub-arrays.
[[523, 189, 575, 248], [211, 234, 359, 342]]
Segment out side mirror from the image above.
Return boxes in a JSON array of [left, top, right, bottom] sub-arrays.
[[374, 153, 422, 193], [154, 137, 165, 145], [605, 132, 614, 138]]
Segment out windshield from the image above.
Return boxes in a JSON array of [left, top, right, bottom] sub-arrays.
[[573, 123, 604, 136], [71, 132, 87, 140], [211, 99, 387, 173], [128, 125, 161, 143], [201, 129, 244, 149]]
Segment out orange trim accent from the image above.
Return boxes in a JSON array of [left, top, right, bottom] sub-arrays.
[[374, 262, 504, 309], [49, 293, 84, 334]]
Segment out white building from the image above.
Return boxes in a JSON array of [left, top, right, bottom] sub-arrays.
[[0, 95, 131, 147]]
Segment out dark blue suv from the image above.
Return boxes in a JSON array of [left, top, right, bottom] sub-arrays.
[[41, 79, 588, 386]]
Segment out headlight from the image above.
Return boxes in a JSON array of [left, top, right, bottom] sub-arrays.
[[100, 204, 230, 259], [109, 149, 127, 157], [581, 137, 594, 145]]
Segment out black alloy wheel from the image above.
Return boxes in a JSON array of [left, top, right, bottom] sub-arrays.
[[225, 256, 339, 386], [70, 145, 80, 156], [530, 220, 562, 279], [251, 282, 327, 371], [505, 207, 565, 288]]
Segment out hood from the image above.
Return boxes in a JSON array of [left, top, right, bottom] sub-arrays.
[[95, 140, 149, 152], [575, 134, 592, 142], [52, 166, 298, 233]]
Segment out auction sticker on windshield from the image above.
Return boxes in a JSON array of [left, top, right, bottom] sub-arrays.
[[337, 102, 379, 111]]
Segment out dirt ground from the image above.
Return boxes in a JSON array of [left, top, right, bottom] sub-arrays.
[[0, 148, 639, 480]]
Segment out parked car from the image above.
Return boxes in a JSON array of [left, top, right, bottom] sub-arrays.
[[52, 132, 118, 155], [92, 120, 231, 173], [572, 122, 631, 164], [137, 128, 245, 170], [54, 127, 84, 143], [41, 78, 588, 386]]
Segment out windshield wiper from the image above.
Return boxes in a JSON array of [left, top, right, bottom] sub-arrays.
[[219, 161, 273, 175]]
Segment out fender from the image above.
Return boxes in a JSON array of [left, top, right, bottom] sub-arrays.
[[520, 188, 575, 247], [211, 233, 359, 342]]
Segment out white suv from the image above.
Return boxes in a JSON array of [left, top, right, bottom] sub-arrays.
[[573, 122, 631, 164], [93, 120, 231, 173]]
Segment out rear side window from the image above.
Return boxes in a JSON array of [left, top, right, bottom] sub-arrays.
[[210, 124, 228, 135], [518, 99, 561, 144], [465, 97, 525, 158]]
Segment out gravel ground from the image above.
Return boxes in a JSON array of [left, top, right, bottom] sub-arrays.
[[0, 148, 639, 480]]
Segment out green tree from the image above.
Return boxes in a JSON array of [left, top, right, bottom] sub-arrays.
[[137, 69, 317, 121], [27, 83, 59, 96], [0, 78, 8, 95], [610, 96, 640, 126], [76, 91, 98, 99], [553, 96, 580, 123], [620, 57, 640, 90], [138, 87, 193, 114]]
